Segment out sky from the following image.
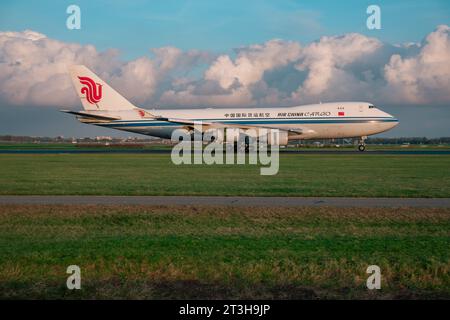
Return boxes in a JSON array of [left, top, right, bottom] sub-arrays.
[[0, 0, 449, 137]]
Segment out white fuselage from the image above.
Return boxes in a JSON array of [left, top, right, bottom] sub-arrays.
[[87, 102, 399, 140]]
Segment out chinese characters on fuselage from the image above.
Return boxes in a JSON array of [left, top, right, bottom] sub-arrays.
[[223, 111, 332, 118]]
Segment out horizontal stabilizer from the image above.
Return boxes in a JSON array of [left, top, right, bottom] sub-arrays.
[[60, 110, 121, 121]]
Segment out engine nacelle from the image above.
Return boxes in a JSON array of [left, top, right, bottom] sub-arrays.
[[202, 129, 224, 144], [201, 127, 289, 146], [266, 130, 289, 146]]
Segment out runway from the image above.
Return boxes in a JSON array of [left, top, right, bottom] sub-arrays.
[[1, 195, 449, 207], [1, 149, 450, 155]]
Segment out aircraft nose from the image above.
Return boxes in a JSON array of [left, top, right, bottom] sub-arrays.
[[381, 109, 399, 128], [389, 114, 399, 127], [383, 110, 399, 125]]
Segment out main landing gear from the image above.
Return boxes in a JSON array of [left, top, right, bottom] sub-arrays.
[[358, 136, 367, 152]]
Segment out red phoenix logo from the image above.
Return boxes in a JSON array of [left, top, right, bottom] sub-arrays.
[[78, 76, 102, 104]]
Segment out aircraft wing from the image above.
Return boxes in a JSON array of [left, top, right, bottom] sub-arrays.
[[60, 110, 121, 121], [155, 117, 306, 135]]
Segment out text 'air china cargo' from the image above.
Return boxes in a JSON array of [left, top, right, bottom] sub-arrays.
[[63, 65, 399, 151]]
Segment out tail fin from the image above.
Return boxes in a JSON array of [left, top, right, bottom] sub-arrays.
[[69, 65, 136, 111]]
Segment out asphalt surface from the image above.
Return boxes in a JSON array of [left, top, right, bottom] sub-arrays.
[[1, 149, 450, 155], [1, 196, 449, 207]]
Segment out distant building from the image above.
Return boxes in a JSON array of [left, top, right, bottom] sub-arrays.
[[95, 136, 113, 141]]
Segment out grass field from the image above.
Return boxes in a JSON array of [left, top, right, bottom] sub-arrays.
[[0, 205, 448, 299], [1, 143, 449, 151], [0, 143, 172, 151], [0, 153, 449, 197]]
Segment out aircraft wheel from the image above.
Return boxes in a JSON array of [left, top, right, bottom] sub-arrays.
[[358, 144, 366, 152]]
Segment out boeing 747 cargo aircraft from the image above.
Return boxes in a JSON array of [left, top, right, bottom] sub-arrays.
[[63, 65, 399, 151]]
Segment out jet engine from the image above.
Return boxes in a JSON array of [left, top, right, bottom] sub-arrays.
[[266, 130, 289, 146]]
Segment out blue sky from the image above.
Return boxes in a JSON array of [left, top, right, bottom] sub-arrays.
[[0, 1, 449, 137], [1, 0, 449, 59]]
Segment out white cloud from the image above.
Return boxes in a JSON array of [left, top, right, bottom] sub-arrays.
[[164, 39, 302, 107], [384, 25, 450, 104], [0, 31, 209, 107], [205, 39, 302, 89], [161, 85, 254, 107], [292, 33, 382, 98], [0, 30, 119, 107], [0, 26, 449, 109]]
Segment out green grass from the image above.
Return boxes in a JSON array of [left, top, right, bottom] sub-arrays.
[[0, 205, 448, 299], [1, 143, 450, 152], [0, 143, 78, 149], [0, 143, 172, 151], [0, 154, 449, 197]]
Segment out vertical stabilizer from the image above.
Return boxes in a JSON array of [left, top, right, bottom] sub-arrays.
[[69, 65, 137, 111]]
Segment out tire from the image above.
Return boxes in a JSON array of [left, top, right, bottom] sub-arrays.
[[358, 144, 366, 152]]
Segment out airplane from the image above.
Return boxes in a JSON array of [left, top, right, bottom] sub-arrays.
[[63, 65, 399, 151]]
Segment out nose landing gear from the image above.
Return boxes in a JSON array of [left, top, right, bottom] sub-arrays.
[[358, 136, 367, 152]]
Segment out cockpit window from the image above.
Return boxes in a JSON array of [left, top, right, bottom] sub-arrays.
[[369, 105, 376, 109]]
